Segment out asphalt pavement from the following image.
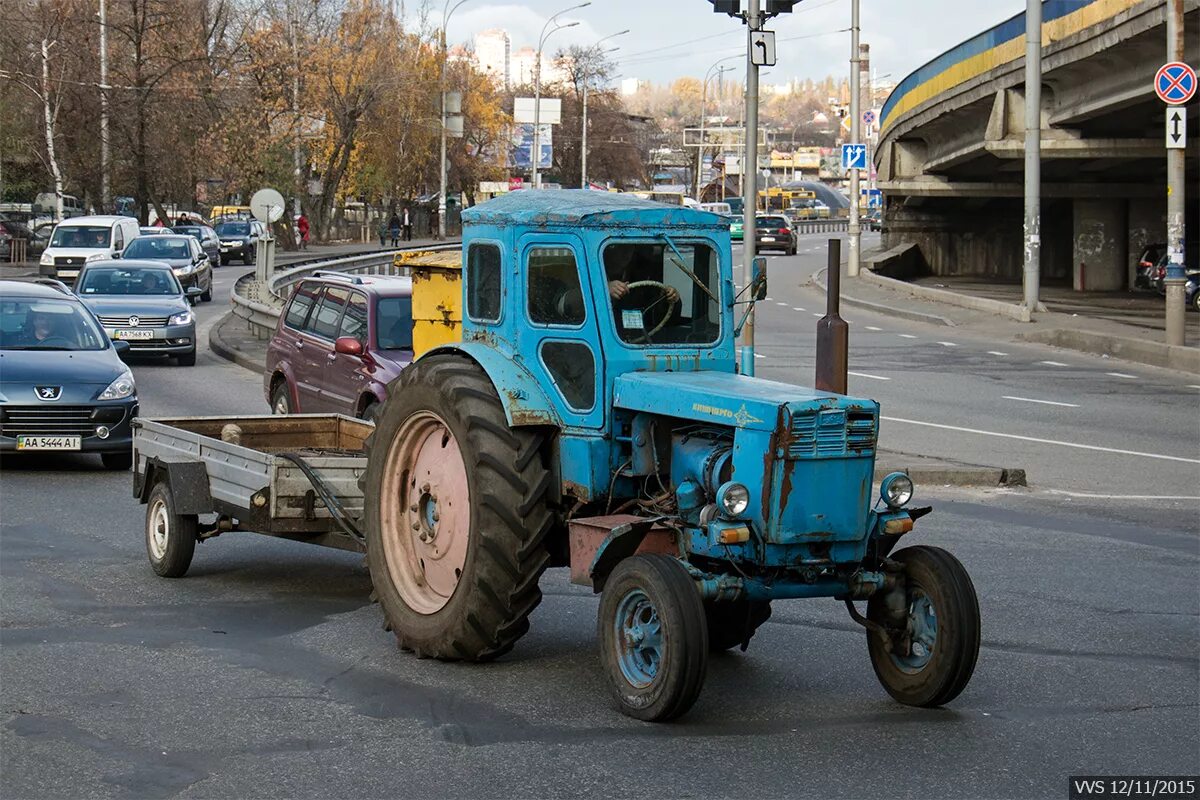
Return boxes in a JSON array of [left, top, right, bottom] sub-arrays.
[[2, 232, 1198, 799]]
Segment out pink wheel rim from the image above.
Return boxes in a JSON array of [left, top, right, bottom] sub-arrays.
[[379, 411, 470, 614]]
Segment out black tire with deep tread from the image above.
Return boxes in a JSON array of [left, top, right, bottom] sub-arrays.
[[145, 482, 197, 578], [598, 554, 709, 721], [705, 598, 772, 652], [866, 545, 980, 707], [362, 355, 554, 662]]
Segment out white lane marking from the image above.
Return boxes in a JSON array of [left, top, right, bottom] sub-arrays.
[[1190, 385, 1200, 390], [792, 307, 806, 312], [1039, 360, 1069, 367], [897, 333, 918, 339], [848, 371, 890, 381], [1002, 395, 1081, 408], [1044, 489, 1200, 501], [776, 301, 788, 306], [866, 326, 882, 331], [987, 350, 1008, 356], [754, 353, 766, 359], [937, 341, 958, 347], [765, 296, 774, 301], [812, 312, 822, 317], [881, 416, 1200, 464], [1106, 372, 1137, 379]]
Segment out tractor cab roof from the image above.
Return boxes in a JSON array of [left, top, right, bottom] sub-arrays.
[[461, 189, 729, 231]]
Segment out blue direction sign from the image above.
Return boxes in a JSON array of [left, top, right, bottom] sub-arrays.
[[1155, 62, 1196, 105], [841, 143, 868, 171]]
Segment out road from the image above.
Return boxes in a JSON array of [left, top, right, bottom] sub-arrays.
[[2, 237, 1197, 799]]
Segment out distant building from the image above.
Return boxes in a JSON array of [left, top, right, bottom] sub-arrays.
[[474, 28, 510, 89], [511, 46, 537, 87], [620, 78, 647, 96]]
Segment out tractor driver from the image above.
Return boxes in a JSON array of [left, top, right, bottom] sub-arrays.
[[604, 244, 680, 340]]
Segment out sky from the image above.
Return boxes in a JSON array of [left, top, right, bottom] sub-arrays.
[[432, 0, 1026, 89]]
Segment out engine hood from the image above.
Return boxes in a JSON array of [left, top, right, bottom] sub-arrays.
[[79, 295, 189, 318], [0, 349, 126, 399], [612, 370, 876, 432]]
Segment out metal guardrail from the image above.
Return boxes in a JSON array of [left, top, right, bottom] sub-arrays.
[[793, 219, 850, 234], [231, 242, 461, 339]]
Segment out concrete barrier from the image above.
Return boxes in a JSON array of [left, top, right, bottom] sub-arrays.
[[860, 269, 1036, 323], [1018, 328, 1200, 375]]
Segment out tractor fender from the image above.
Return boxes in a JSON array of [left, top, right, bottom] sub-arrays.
[[422, 341, 562, 429]]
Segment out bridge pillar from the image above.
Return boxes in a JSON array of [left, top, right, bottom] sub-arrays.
[[1127, 198, 1167, 289], [1071, 199, 1127, 292]]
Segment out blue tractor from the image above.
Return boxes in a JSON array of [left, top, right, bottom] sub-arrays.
[[363, 190, 979, 720]]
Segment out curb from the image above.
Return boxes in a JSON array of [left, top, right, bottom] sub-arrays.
[[860, 269, 1038, 322], [1017, 328, 1200, 375], [812, 268, 955, 327], [875, 456, 1027, 488], [208, 311, 266, 374]]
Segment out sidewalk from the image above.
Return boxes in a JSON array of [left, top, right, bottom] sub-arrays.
[[813, 257, 1200, 374]]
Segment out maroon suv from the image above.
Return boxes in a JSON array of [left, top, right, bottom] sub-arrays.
[[265, 273, 413, 420]]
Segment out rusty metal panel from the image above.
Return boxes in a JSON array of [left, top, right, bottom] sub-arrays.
[[567, 514, 677, 586]]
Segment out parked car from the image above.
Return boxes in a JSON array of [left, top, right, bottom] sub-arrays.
[[728, 215, 744, 241], [214, 219, 259, 265], [120, 234, 212, 301], [1187, 269, 1200, 312], [865, 208, 882, 232], [0, 215, 46, 261], [38, 215, 141, 282], [754, 214, 798, 255], [1134, 243, 1166, 290], [139, 226, 174, 236], [0, 278, 138, 469], [74, 261, 202, 366], [265, 273, 414, 419], [172, 224, 222, 266]]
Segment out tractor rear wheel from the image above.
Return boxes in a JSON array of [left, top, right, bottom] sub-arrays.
[[363, 355, 554, 661], [705, 598, 772, 652]]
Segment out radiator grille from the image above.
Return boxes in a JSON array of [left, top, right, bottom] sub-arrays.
[[96, 314, 171, 328], [0, 406, 124, 437], [788, 408, 876, 459]]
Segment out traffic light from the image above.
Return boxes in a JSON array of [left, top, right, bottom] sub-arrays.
[[708, 0, 799, 16], [765, 0, 799, 12], [709, 0, 740, 14]]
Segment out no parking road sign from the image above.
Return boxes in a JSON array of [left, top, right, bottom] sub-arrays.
[[1155, 62, 1196, 105]]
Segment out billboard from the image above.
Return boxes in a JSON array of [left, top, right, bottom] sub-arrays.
[[513, 97, 562, 125], [509, 124, 552, 170]]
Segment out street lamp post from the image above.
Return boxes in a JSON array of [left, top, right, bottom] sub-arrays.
[[580, 30, 628, 189], [438, 0, 475, 241], [697, 57, 737, 201], [533, 3, 590, 190]]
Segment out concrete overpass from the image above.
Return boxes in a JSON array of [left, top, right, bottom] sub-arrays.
[[876, 0, 1198, 291]]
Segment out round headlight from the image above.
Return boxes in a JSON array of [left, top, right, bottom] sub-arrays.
[[716, 482, 750, 518], [880, 472, 914, 508]]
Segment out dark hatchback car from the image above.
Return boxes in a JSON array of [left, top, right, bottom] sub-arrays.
[[754, 214, 798, 255], [0, 280, 137, 469], [265, 274, 414, 420], [215, 220, 259, 265], [172, 224, 222, 266], [120, 234, 213, 301]]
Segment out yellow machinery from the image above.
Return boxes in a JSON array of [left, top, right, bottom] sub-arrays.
[[394, 249, 464, 356]]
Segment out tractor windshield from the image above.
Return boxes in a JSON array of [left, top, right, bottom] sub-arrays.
[[602, 240, 721, 346]]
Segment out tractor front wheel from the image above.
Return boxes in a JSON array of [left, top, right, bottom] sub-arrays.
[[363, 355, 554, 661], [598, 554, 708, 721], [866, 545, 980, 707]]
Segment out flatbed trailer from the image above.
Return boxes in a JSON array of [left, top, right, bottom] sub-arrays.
[[132, 414, 373, 575]]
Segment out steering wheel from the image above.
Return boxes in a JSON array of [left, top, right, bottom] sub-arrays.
[[624, 280, 680, 338]]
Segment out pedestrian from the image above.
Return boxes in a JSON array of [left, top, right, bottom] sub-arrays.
[[429, 207, 440, 241], [297, 212, 310, 250], [388, 212, 401, 247], [377, 218, 388, 248], [402, 207, 413, 242]]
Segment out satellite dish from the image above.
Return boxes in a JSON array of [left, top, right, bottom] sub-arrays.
[[250, 188, 286, 224]]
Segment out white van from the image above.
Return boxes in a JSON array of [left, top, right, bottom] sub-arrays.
[[699, 202, 732, 216], [38, 216, 141, 281]]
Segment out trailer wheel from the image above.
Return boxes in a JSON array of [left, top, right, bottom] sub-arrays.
[[705, 598, 772, 652], [598, 554, 708, 721], [363, 355, 554, 661], [145, 481, 197, 578], [867, 545, 980, 707]]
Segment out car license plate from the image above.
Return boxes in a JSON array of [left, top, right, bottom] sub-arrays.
[[114, 329, 154, 340], [17, 435, 81, 451], [761, 236, 775, 242]]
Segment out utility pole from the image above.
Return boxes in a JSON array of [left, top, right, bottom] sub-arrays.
[[741, 0, 761, 375], [1023, 0, 1042, 314], [847, 0, 861, 276], [532, 4, 587, 190], [581, 31, 628, 189], [1164, 0, 1187, 346], [290, 1, 302, 218], [99, 0, 110, 212]]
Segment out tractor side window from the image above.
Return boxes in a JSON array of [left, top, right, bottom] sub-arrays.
[[541, 340, 595, 411], [527, 247, 585, 326], [467, 243, 502, 322]]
